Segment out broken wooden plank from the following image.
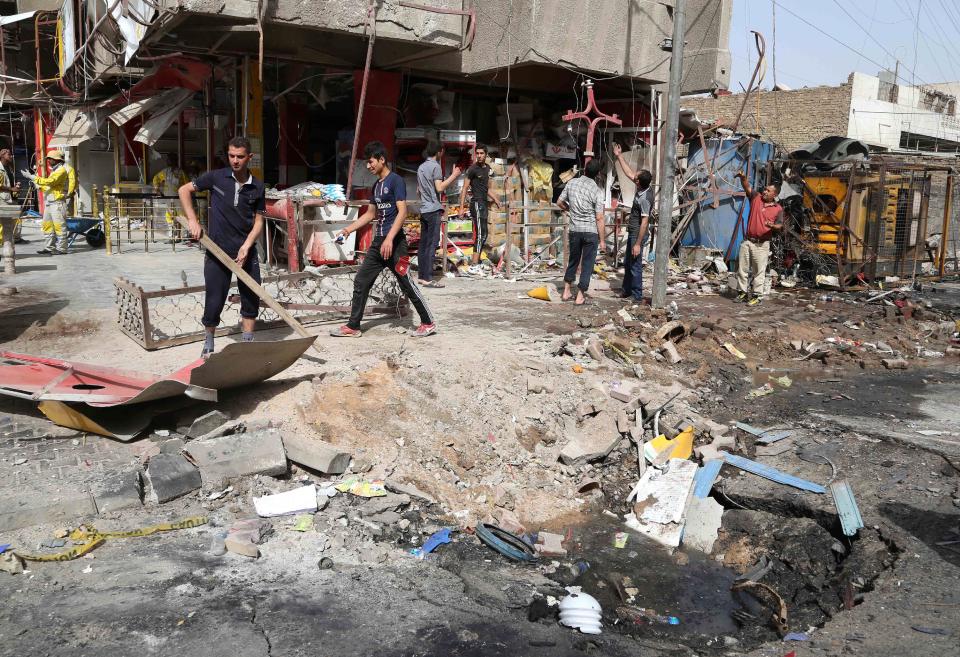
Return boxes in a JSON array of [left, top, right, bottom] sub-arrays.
[[174, 216, 317, 347], [719, 452, 826, 494], [692, 459, 723, 498], [830, 479, 864, 536]]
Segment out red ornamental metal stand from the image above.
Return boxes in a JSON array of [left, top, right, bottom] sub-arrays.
[[562, 79, 623, 163]]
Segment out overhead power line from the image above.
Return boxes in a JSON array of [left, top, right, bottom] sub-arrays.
[[772, 0, 928, 89], [831, 0, 931, 88]]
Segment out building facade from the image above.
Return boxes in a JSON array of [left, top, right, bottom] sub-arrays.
[[1, 0, 733, 214], [682, 71, 960, 154]]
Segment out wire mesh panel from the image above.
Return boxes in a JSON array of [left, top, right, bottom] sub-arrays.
[[774, 159, 941, 284], [114, 268, 406, 349], [102, 187, 208, 253], [863, 163, 931, 279]]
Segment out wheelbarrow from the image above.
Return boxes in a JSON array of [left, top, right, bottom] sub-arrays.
[[66, 216, 106, 248]]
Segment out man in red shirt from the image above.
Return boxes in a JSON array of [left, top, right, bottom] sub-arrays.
[[735, 170, 783, 306]]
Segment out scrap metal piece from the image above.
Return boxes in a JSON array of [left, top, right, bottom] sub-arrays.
[[720, 452, 826, 494], [114, 270, 404, 350], [38, 400, 152, 440], [731, 580, 788, 637], [181, 336, 315, 391], [0, 351, 212, 406], [692, 459, 723, 498], [734, 421, 792, 445], [474, 523, 538, 562], [830, 479, 864, 537], [4, 338, 314, 439], [736, 555, 774, 583]]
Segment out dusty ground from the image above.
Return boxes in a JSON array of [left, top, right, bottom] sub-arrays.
[[1, 225, 959, 657]]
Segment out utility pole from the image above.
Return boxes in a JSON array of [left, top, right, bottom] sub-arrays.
[[651, 0, 686, 308]]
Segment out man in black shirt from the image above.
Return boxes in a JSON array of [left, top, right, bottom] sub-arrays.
[[179, 136, 265, 357], [458, 144, 499, 266], [330, 141, 436, 338], [613, 143, 654, 302]]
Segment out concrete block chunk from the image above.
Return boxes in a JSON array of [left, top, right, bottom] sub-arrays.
[[186, 410, 231, 439], [95, 470, 144, 513], [159, 438, 186, 454], [183, 429, 287, 486], [694, 434, 736, 461], [560, 412, 621, 465], [225, 518, 271, 558], [281, 434, 351, 474], [683, 496, 724, 553], [660, 341, 682, 364], [0, 494, 98, 532], [535, 531, 567, 557], [145, 454, 202, 503], [360, 493, 411, 517]]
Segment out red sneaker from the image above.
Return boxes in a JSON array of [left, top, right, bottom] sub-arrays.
[[412, 323, 436, 337], [330, 325, 362, 338]]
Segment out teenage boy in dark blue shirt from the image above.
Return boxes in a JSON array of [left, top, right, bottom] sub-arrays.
[[179, 136, 265, 357], [330, 141, 436, 338]]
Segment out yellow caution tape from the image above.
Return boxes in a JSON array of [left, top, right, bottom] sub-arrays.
[[14, 516, 207, 562]]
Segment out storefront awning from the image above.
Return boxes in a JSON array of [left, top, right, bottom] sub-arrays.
[[0, 12, 37, 27], [48, 109, 102, 148], [134, 93, 193, 147], [108, 87, 192, 127]]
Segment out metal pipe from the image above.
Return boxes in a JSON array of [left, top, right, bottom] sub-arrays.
[[562, 79, 622, 164], [938, 173, 954, 277], [731, 31, 766, 134], [346, 0, 376, 199], [651, 0, 686, 308]]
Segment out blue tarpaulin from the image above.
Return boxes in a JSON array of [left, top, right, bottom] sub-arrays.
[[680, 137, 776, 261]]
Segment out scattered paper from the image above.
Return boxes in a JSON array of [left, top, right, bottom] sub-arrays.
[[254, 485, 318, 517], [335, 476, 387, 498], [292, 514, 314, 532]]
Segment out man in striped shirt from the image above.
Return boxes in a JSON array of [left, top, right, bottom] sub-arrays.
[[557, 159, 606, 305]]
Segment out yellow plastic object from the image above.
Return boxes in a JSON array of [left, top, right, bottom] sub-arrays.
[[723, 343, 747, 360], [643, 426, 694, 462], [39, 400, 115, 438], [15, 516, 207, 562], [572, 364, 584, 374], [527, 285, 553, 301], [527, 159, 554, 199]]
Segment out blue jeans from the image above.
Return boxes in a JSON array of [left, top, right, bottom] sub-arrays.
[[622, 232, 647, 300], [418, 210, 442, 282]]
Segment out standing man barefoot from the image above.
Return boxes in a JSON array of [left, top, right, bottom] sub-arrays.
[[330, 141, 436, 338], [558, 159, 606, 305], [179, 137, 265, 357]]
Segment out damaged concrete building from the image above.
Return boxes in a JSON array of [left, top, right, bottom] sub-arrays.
[[2, 0, 732, 211]]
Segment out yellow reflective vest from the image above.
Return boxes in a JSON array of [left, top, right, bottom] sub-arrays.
[[152, 166, 189, 196], [35, 163, 76, 202]]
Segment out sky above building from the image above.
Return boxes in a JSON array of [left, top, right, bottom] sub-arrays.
[[728, 0, 960, 91]]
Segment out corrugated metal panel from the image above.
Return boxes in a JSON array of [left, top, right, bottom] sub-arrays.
[[692, 459, 723, 498], [720, 452, 826, 494], [734, 421, 792, 445], [830, 479, 864, 536], [680, 137, 776, 259]]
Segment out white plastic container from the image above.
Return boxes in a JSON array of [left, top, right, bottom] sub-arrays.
[[558, 591, 602, 635]]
